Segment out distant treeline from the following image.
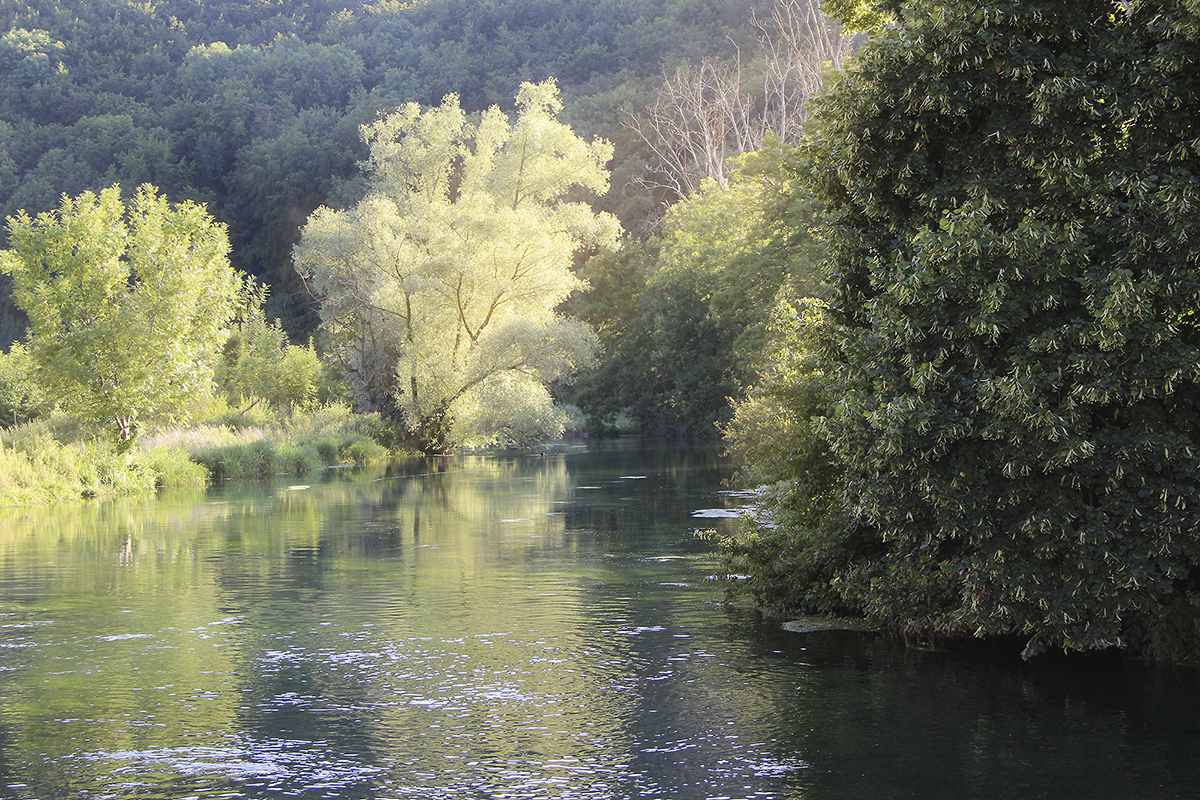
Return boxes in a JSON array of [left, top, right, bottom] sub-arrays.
[[0, 0, 773, 343]]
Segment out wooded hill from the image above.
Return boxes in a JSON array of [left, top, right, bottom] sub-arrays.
[[0, 0, 775, 344]]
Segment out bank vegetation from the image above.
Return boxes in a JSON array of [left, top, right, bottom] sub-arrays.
[[3, 0, 1200, 663]]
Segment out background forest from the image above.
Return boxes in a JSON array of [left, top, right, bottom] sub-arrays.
[[0, 0, 842, 485], [0, 0, 839, 448], [0, 0, 780, 341]]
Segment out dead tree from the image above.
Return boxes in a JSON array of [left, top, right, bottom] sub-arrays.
[[627, 0, 857, 211]]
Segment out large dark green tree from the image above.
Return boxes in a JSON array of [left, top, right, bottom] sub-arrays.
[[775, 0, 1200, 660]]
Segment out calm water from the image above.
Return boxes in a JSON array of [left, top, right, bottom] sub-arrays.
[[0, 440, 1197, 800]]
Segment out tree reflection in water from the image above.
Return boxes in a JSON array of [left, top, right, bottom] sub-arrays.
[[0, 441, 1196, 799]]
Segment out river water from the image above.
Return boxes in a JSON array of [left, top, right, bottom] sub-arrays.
[[0, 440, 1196, 799]]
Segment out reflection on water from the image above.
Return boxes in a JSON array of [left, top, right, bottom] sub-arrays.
[[0, 440, 1197, 799]]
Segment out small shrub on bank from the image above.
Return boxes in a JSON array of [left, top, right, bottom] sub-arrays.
[[313, 438, 340, 464], [339, 436, 389, 466], [278, 441, 322, 474]]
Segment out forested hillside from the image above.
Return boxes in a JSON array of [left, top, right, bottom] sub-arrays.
[[0, 0, 774, 344]]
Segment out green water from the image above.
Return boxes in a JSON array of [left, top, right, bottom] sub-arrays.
[[0, 440, 1196, 799]]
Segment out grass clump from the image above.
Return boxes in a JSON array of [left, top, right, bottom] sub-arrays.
[[0, 425, 205, 506], [144, 402, 403, 483], [140, 447, 210, 489]]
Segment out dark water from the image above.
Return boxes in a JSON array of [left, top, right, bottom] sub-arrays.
[[0, 440, 1196, 800]]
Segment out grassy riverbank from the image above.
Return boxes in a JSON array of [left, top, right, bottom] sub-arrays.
[[0, 403, 401, 506]]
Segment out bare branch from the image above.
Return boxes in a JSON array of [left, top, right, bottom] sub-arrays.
[[625, 0, 857, 206]]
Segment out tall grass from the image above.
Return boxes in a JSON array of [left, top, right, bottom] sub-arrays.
[[0, 429, 208, 506], [141, 401, 397, 483], [0, 402, 401, 506]]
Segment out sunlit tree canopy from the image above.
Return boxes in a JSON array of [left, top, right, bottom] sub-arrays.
[[295, 80, 620, 453]]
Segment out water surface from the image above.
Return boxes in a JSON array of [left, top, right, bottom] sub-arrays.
[[0, 441, 1196, 799]]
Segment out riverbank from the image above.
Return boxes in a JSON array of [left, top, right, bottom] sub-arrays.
[[0, 403, 402, 506]]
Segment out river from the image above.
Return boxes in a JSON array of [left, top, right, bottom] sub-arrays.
[[0, 440, 1196, 799]]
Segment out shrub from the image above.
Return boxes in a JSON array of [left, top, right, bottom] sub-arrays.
[[339, 436, 389, 466], [278, 441, 321, 474], [142, 447, 209, 489], [313, 438, 340, 464]]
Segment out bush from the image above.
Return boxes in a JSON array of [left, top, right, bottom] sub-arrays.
[[718, 298, 857, 614], [718, 496, 863, 616], [339, 436, 389, 466], [0, 343, 49, 428], [192, 439, 276, 481], [313, 438, 340, 463], [278, 441, 321, 474]]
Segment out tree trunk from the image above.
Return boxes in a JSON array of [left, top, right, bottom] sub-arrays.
[[416, 406, 455, 455], [113, 413, 136, 451]]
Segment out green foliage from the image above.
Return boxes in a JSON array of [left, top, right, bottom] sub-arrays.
[[191, 438, 282, 482], [724, 299, 838, 489], [0, 27, 66, 115], [577, 141, 826, 438], [275, 344, 323, 409], [296, 80, 618, 453], [339, 435, 389, 466], [139, 401, 401, 484], [796, 0, 1200, 660], [182, 425, 391, 482], [0, 427, 205, 505], [218, 293, 324, 413], [0, 0, 778, 342], [1, 185, 243, 442], [719, 298, 861, 614], [139, 446, 210, 489], [0, 342, 48, 427], [820, 0, 898, 32]]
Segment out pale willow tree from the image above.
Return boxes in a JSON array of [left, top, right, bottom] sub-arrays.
[[0, 185, 243, 441], [295, 80, 620, 453]]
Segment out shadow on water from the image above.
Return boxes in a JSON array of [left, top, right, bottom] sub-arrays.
[[725, 611, 1200, 800], [0, 439, 1196, 799]]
